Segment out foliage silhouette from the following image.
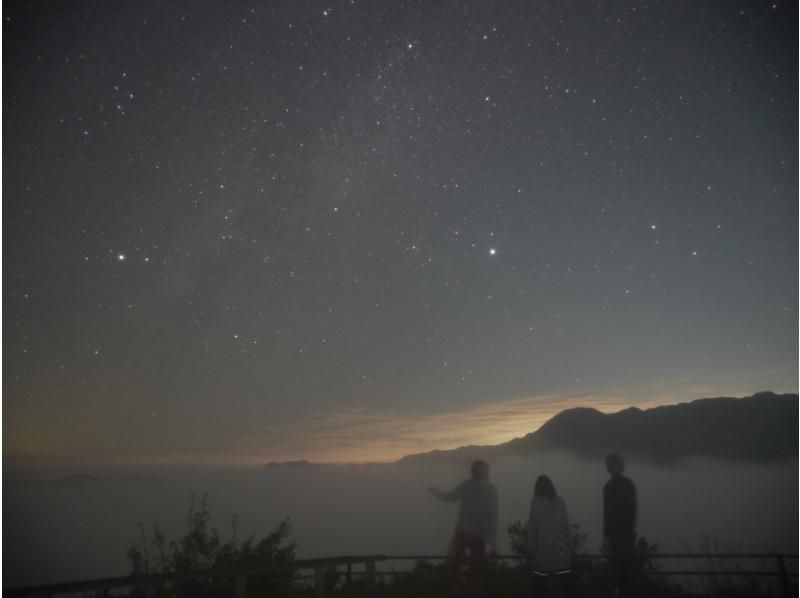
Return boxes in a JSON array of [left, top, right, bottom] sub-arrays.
[[127, 493, 295, 597], [124, 496, 790, 597]]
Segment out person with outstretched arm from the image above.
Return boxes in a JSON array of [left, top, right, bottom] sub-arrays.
[[429, 460, 498, 598]]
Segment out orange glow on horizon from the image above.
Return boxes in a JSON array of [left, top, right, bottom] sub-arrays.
[[228, 391, 694, 465], [9, 380, 789, 468]]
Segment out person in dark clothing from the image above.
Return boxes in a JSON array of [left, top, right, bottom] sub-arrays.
[[603, 453, 637, 598]]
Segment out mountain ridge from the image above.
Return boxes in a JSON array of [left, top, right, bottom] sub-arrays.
[[266, 391, 798, 468]]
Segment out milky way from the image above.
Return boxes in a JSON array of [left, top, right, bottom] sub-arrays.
[[5, 1, 797, 462]]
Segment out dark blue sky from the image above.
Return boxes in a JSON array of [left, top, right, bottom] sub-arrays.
[[5, 0, 797, 463]]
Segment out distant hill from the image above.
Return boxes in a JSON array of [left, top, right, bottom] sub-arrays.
[[396, 392, 798, 466], [263, 459, 316, 470], [124, 474, 165, 485]]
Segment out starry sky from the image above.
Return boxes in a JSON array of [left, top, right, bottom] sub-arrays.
[[4, 1, 797, 465]]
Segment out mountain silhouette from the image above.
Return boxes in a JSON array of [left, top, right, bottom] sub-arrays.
[[263, 459, 316, 470], [396, 391, 798, 466]]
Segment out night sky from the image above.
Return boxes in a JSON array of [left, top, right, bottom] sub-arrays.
[[5, 1, 797, 464]]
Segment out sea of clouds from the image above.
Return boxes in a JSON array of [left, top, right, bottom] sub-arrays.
[[4, 452, 797, 588]]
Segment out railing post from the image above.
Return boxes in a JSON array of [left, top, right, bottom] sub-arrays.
[[346, 561, 352, 586], [314, 567, 326, 596], [365, 560, 376, 589], [777, 555, 790, 598], [234, 574, 247, 598]]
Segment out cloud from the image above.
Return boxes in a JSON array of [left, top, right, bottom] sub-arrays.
[[230, 371, 794, 465], [22, 374, 786, 467], [232, 391, 667, 464]]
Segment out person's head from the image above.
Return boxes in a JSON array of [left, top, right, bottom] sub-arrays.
[[534, 475, 557, 500], [606, 453, 625, 476], [471, 460, 490, 480]]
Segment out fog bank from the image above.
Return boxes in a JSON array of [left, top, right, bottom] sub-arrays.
[[4, 453, 797, 587]]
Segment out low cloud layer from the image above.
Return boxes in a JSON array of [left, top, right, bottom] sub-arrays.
[[5, 453, 797, 588], [243, 393, 655, 463], [221, 379, 787, 464]]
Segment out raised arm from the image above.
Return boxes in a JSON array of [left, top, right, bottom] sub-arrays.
[[428, 484, 461, 502]]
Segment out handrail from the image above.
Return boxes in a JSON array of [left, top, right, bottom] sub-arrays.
[[4, 553, 796, 597], [4, 555, 388, 598], [384, 553, 799, 559], [379, 553, 797, 598]]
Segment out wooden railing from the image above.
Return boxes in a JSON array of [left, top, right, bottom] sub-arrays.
[[4, 553, 797, 597], [385, 553, 799, 598], [4, 555, 387, 598]]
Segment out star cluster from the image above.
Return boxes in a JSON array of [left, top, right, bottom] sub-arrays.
[[4, 0, 797, 462]]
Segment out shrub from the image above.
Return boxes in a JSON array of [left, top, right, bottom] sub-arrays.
[[127, 493, 295, 597]]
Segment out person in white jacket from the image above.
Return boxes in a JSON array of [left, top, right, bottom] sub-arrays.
[[429, 460, 498, 598], [527, 474, 576, 597]]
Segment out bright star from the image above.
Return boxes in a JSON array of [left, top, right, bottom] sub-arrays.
[[117, 254, 126, 262], [489, 248, 497, 256]]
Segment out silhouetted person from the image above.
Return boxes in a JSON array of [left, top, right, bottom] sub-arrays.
[[429, 459, 498, 598], [603, 453, 637, 598], [527, 474, 576, 597]]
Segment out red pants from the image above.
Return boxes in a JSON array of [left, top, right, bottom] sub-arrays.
[[449, 532, 487, 598]]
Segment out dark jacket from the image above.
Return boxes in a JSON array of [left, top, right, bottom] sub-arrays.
[[603, 474, 636, 539]]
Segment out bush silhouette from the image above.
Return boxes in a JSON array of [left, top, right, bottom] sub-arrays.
[[127, 493, 295, 597]]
